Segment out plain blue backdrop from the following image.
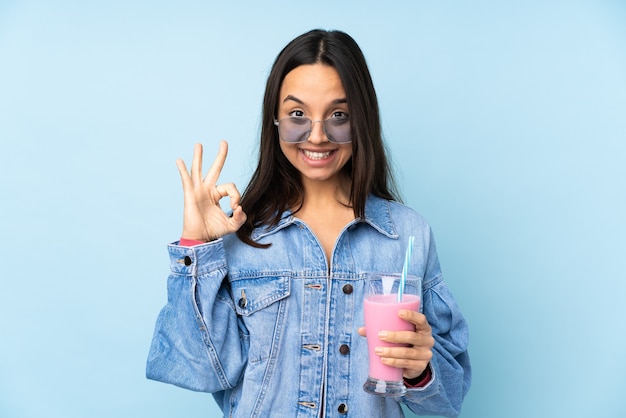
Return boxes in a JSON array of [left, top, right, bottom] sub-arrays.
[[1, 1, 625, 417]]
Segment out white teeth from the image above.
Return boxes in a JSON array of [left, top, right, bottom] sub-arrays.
[[303, 150, 332, 160]]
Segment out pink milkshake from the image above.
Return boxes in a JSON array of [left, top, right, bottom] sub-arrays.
[[364, 294, 421, 381], [362, 273, 422, 397]]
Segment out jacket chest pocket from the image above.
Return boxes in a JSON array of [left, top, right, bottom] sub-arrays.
[[230, 275, 291, 315], [229, 275, 291, 364]]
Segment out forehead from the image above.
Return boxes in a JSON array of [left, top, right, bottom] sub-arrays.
[[279, 64, 346, 102]]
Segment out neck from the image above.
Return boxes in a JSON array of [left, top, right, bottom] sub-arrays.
[[300, 175, 352, 210]]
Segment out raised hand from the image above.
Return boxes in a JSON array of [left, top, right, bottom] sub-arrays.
[[176, 141, 247, 242]]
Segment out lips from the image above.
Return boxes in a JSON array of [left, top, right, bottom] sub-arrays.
[[301, 149, 335, 160]]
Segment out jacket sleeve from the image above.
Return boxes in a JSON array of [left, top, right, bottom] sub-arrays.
[[145, 240, 247, 393], [402, 230, 472, 417]]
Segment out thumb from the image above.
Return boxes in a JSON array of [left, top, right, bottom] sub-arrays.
[[229, 206, 247, 230]]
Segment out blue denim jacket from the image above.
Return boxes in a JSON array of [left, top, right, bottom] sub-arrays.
[[146, 195, 471, 417]]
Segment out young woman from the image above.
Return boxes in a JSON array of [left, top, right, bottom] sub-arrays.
[[147, 29, 471, 417]]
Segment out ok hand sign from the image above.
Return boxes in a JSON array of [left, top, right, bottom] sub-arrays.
[[176, 141, 247, 242]]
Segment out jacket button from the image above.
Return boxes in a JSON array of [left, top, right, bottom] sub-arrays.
[[338, 403, 348, 414], [238, 298, 247, 308], [183, 256, 192, 266], [342, 284, 353, 294], [339, 344, 350, 355]]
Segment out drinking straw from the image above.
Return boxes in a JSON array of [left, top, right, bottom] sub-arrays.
[[398, 236, 415, 302]]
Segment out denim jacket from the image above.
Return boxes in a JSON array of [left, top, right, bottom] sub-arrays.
[[146, 195, 471, 417]]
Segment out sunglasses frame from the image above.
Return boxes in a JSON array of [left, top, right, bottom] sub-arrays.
[[274, 116, 352, 144]]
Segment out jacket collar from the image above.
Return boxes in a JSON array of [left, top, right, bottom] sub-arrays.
[[361, 195, 398, 238], [251, 195, 398, 241]]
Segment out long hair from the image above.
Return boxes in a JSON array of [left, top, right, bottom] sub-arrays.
[[236, 29, 400, 247]]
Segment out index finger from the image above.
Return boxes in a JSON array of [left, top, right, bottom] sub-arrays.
[[399, 310, 431, 333], [204, 140, 229, 185]]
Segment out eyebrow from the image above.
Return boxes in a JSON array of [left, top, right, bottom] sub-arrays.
[[283, 95, 347, 105]]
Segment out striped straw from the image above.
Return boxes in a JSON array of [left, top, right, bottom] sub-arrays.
[[398, 236, 415, 302]]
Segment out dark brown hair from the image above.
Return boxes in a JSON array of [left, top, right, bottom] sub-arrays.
[[236, 29, 400, 247]]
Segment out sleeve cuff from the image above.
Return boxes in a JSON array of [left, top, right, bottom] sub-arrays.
[[179, 237, 207, 247], [404, 363, 432, 388]]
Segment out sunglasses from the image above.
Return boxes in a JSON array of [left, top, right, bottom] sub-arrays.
[[274, 116, 352, 144]]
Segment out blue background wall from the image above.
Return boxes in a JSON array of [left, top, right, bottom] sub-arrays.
[[1, 1, 625, 417]]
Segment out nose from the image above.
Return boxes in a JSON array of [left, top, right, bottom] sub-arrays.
[[307, 120, 328, 144]]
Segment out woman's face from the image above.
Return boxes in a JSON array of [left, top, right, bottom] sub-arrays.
[[277, 64, 353, 186]]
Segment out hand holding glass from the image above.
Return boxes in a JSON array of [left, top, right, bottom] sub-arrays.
[[363, 273, 422, 397]]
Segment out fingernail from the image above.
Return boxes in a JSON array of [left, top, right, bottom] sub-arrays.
[[375, 347, 383, 354], [378, 331, 387, 338]]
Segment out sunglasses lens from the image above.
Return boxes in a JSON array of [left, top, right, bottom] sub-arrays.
[[279, 118, 310, 143], [324, 117, 351, 143]]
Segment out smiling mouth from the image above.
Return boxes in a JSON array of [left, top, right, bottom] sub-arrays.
[[302, 149, 335, 160]]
